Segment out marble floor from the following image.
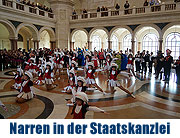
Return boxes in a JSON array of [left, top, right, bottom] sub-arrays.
[[0, 68, 180, 119]]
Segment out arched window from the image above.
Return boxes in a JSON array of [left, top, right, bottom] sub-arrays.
[[92, 35, 101, 51], [142, 33, 158, 54], [165, 32, 180, 59], [123, 34, 132, 52], [112, 35, 118, 51]]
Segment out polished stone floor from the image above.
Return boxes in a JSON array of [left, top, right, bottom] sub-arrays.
[[0, 68, 180, 119]]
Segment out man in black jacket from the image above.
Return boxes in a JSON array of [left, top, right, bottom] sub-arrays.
[[155, 51, 164, 79], [163, 49, 173, 82], [124, 1, 130, 14]]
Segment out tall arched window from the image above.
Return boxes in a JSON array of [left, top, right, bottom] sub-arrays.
[[112, 35, 118, 51], [92, 35, 101, 51], [142, 33, 158, 54], [123, 34, 132, 52], [165, 32, 180, 59]]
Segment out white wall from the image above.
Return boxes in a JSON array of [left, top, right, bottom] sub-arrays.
[[0, 24, 11, 50]]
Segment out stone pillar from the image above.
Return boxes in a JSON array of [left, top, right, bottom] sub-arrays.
[[50, 41, 56, 50], [159, 39, 163, 51], [87, 40, 90, 49], [138, 42, 141, 52], [101, 42, 104, 49], [88, 41, 92, 51], [108, 40, 112, 49], [33, 40, 39, 49], [131, 40, 135, 55], [10, 38, 18, 50], [49, 0, 74, 50], [119, 42, 121, 51], [70, 41, 74, 50]]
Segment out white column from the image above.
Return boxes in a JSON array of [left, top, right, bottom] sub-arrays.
[[132, 6, 136, 14], [145, 6, 151, 13], [161, 3, 165, 11], [50, 0, 73, 49], [0, 0, 2, 6]]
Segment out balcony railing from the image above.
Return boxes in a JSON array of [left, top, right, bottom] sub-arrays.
[[165, 4, 176, 11], [136, 7, 145, 14], [0, 0, 54, 19], [2, 0, 12, 7], [29, 7, 36, 14], [70, 2, 180, 21], [90, 12, 97, 18], [39, 9, 45, 16], [16, 2, 24, 11]]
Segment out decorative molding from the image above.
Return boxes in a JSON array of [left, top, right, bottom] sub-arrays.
[[34, 24, 43, 31], [104, 26, 115, 32], [52, 27, 56, 33], [8, 20, 22, 28], [127, 24, 140, 31], [84, 27, 94, 33], [154, 22, 170, 30], [70, 28, 75, 33]]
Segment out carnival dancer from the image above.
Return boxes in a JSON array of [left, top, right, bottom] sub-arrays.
[[98, 49, 105, 68], [28, 58, 36, 75], [85, 62, 105, 94], [66, 76, 87, 106], [71, 92, 108, 119], [44, 62, 56, 90], [57, 55, 64, 80], [62, 70, 76, 93], [127, 54, 136, 77], [104, 53, 112, 74], [108, 63, 135, 98], [34, 67, 44, 85], [92, 52, 100, 69], [16, 71, 35, 103], [84, 51, 91, 70], [12, 66, 23, 90]]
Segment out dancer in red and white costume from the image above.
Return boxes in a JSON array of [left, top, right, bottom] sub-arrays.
[[108, 63, 135, 98], [44, 62, 56, 90], [34, 67, 44, 85], [71, 92, 108, 119], [127, 54, 136, 77], [85, 62, 105, 94], [62, 70, 76, 93], [16, 71, 35, 103], [104, 53, 112, 74], [12, 67, 23, 90], [92, 52, 100, 69]]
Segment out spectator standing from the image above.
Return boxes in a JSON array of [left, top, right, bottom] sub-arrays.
[[144, 0, 149, 6], [124, 1, 130, 14]]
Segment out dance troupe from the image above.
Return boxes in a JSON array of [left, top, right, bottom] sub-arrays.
[[0, 48, 137, 119]]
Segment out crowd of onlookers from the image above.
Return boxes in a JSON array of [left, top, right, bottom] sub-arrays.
[[72, 0, 180, 16], [16, 0, 53, 13], [0, 47, 180, 85]]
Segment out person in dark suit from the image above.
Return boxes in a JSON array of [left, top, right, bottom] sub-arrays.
[[115, 3, 120, 10], [97, 7, 100, 12], [175, 56, 180, 84], [124, 1, 130, 14], [163, 49, 173, 82], [144, 0, 149, 6], [155, 51, 164, 79]]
